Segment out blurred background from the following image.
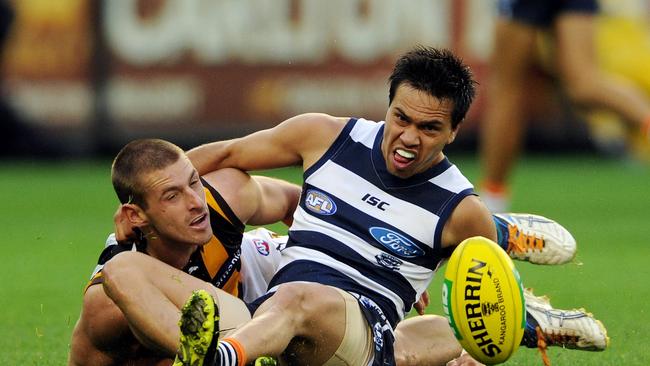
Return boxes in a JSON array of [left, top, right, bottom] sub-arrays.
[[2, 0, 649, 158]]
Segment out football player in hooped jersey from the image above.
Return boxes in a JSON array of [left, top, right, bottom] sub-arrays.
[[185, 47, 490, 366], [179, 46, 607, 366], [68, 139, 301, 366]]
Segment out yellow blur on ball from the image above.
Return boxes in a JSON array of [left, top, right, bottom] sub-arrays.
[[442, 236, 525, 365]]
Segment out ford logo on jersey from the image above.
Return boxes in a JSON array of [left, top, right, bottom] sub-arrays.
[[304, 189, 337, 215], [369, 227, 424, 258]]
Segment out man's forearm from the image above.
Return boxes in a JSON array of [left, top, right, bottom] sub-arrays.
[[186, 140, 232, 175]]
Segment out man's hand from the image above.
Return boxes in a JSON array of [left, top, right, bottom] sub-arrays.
[[113, 204, 136, 243], [413, 290, 430, 315]]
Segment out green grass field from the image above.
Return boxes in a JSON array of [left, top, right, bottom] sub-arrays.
[[1, 155, 649, 365]]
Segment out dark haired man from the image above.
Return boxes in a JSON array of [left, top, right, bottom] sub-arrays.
[[167, 46, 607, 365]]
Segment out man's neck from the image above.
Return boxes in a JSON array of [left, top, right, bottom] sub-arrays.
[[145, 237, 196, 269]]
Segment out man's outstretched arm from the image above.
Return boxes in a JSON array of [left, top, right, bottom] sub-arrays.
[[186, 113, 347, 175]]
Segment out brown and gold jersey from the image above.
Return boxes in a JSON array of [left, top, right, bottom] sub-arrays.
[[85, 177, 245, 298]]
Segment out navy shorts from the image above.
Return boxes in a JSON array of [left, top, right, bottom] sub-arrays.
[[352, 293, 396, 366], [245, 292, 272, 315], [498, 0, 599, 27]]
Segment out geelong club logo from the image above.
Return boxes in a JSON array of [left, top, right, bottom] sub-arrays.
[[375, 252, 403, 271]]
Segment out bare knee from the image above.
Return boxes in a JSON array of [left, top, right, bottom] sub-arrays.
[[267, 283, 343, 335], [564, 79, 593, 106], [259, 284, 347, 363], [267, 284, 312, 331], [101, 251, 148, 301], [561, 65, 603, 107]]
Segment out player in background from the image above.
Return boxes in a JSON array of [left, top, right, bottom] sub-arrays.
[[585, 0, 650, 161], [480, 0, 650, 212]]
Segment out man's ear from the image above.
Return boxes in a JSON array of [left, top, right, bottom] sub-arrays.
[[447, 127, 458, 145], [447, 121, 462, 145], [121, 203, 148, 227]]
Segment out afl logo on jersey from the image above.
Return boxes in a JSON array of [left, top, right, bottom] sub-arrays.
[[252, 239, 270, 256], [369, 227, 424, 258], [304, 189, 337, 215]]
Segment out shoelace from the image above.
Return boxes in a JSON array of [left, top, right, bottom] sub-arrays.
[[535, 324, 582, 366], [507, 224, 545, 254], [535, 326, 551, 366], [544, 328, 581, 348]]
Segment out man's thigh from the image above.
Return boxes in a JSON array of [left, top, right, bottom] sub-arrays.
[[107, 251, 251, 333], [211, 288, 252, 338], [393, 315, 461, 366], [322, 288, 373, 366], [274, 283, 372, 366]]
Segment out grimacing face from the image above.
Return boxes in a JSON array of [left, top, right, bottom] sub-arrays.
[[381, 84, 458, 178], [138, 156, 213, 247]]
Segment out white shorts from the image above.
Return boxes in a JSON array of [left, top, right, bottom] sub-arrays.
[[239, 228, 287, 302]]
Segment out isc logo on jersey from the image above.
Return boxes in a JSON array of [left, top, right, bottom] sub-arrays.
[[304, 189, 337, 215], [369, 227, 424, 258]]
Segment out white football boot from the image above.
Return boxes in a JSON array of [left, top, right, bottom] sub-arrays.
[[496, 213, 576, 265], [523, 289, 609, 353]]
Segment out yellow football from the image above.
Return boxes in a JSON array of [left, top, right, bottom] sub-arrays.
[[442, 236, 525, 365]]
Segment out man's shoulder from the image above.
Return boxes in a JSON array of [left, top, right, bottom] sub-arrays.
[[288, 113, 350, 137], [293, 112, 347, 124], [199, 171, 247, 229], [442, 195, 496, 248], [201, 169, 249, 210]]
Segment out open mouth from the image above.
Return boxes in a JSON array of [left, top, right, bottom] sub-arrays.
[[190, 213, 208, 227], [394, 148, 416, 167]]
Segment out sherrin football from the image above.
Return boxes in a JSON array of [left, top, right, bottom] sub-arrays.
[[442, 236, 525, 365]]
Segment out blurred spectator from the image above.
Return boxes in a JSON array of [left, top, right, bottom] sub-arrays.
[[586, 0, 650, 162], [0, 0, 40, 157], [0, 0, 59, 157], [479, 0, 650, 212]]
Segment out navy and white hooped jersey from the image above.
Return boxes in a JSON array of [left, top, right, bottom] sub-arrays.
[[268, 117, 475, 327]]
